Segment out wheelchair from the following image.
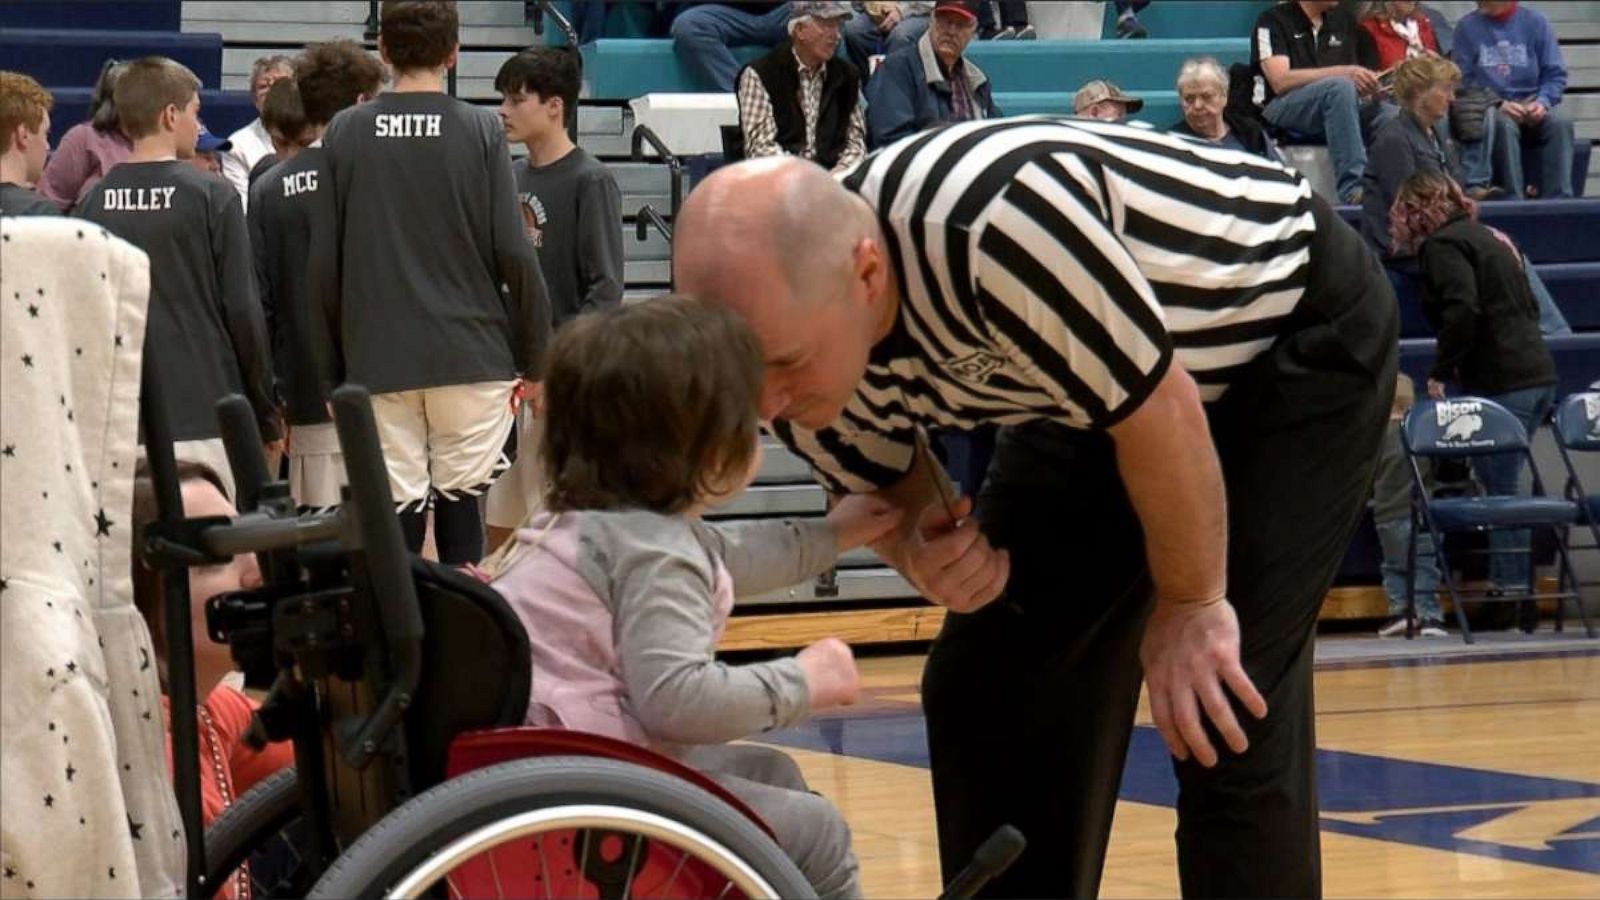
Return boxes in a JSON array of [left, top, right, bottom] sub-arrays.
[[140, 372, 1021, 898]]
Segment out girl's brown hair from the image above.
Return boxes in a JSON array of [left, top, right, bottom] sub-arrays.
[[541, 295, 764, 514]]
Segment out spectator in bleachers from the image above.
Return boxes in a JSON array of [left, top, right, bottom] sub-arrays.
[[1361, 55, 1474, 252], [0, 71, 59, 216], [221, 55, 293, 209], [1073, 79, 1142, 122], [1452, 0, 1575, 199], [1251, 0, 1397, 205], [1359, 1, 1440, 71], [1169, 57, 1280, 159], [1113, 0, 1150, 39], [738, 2, 866, 172], [249, 78, 311, 187], [979, 1, 1033, 40], [76, 57, 280, 494], [1362, 60, 1570, 333], [844, 3, 930, 74], [1391, 169, 1559, 603], [865, 0, 999, 147], [671, 2, 793, 93], [37, 59, 128, 213], [186, 123, 231, 180], [247, 38, 386, 516], [487, 46, 625, 549]]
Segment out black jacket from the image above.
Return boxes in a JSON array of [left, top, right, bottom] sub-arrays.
[[739, 41, 861, 170], [1418, 215, 1557, 394]]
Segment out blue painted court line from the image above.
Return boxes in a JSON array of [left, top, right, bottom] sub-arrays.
[[760, 714, 1600, 875]]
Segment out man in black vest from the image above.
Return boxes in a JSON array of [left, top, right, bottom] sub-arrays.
[[735, 1, 865, 173]]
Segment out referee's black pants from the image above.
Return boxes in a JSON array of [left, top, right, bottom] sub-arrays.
[[922, 198, 1399, 898]]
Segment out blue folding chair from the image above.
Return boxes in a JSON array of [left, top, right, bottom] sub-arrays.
[[1552, 392, 1600, 589], [1401, 397, 1593, 643]]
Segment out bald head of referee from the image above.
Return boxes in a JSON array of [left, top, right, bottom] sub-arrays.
[[673, 117, 1397, 900], [675, 157, 892, 430]]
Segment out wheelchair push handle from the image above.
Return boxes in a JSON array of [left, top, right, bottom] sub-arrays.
[[331, 384, 425, 767], [216, 394, 273, 513], [938, 825, 1026, 900]]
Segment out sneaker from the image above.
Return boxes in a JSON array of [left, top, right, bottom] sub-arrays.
[[993, 26, 1017, 40], [1466, 185, 1506, 201], [1342, 188, 1364, 206], [1378, 617, 1409, 637], [1418, 621, 1448, 638], [1116, 14, 1148, 39], [1014, 24, 1037, 40]]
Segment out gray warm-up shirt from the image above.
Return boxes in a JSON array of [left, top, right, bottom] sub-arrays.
[[312, 92, 552, 393], [514, 147, 624, 324], [1, 182, 61, 217], [249, 146, 335, 426], [77, 160, 279, 442], [493, 510, 836, 755]]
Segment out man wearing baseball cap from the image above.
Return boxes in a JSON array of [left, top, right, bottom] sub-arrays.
[[865, 0, 1001, 147], [735, 1, 866, 173], [1074, 79, 1144, 122], [188, 121, 232, 178]]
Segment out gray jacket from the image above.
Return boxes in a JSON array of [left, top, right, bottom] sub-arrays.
[[1360, 111, 1462, 256]]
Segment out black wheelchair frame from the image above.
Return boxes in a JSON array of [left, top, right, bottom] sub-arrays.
[[142, 352, 1023, 898]]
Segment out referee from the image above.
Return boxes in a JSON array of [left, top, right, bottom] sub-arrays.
[[674, 117, 1398, 897]]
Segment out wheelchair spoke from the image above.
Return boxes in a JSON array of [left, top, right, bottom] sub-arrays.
[[621, 833, 646, 900], [534, 834, 554, 900], [486, 844, 505, 899], [660, 848, 689, 897], [579, 828, 592, 893]]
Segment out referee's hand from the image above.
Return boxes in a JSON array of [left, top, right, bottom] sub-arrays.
[[1139, 598, 1268, 768], [906, 496, 1010, 613]]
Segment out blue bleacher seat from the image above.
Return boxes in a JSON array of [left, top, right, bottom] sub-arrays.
[[1400, 335, 1600, 399], [0, 0, 180, 32], [1100, 0, 1274, 40], [2, 27, 223, 93], [991, 91, 1182, 128], [1539, 263, 1600, 331], [1337, 199, 1600, 265], [46, 87, 257, 148], [581, 37, 1250, 99]]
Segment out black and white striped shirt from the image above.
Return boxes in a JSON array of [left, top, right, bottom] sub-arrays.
[[775, 116, 1324, 494]]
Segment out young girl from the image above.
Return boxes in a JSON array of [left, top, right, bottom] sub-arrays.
[[490, 295, 900, 899]]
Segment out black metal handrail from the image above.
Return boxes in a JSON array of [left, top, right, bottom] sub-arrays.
[[636, 203, 673, 244], [363, 0, 379, 41], [630, 124, 683, 219], [531, 0, 579, 49]]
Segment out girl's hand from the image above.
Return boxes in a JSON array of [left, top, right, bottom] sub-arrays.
[[826, 493, 904, 551]]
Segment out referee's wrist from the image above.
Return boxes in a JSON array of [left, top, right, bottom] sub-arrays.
[[1157, 589, 1227, 608]]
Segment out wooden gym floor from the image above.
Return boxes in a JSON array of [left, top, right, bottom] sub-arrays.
[[752, 639, 1600, 898]]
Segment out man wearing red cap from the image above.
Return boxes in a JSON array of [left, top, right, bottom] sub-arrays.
[[865, 0, 1000, 147]]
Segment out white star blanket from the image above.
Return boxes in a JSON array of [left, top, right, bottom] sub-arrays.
[[1, 216, 182, 898]]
